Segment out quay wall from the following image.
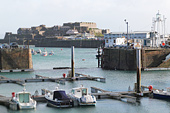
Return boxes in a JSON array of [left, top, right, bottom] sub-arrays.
[[0, 39, 104, 48], [101, 48, 170, 70], [0, 48, 33, 70], [35, 39, 104, 48]]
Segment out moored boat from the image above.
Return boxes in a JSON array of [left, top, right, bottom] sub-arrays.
[[11, 88, 37, 110], [36, 49, 42, 54], [41, 51, 48, 56], [41, 48, 48, 56], [48, 51, 54, 56], [68, 85, 96, 106], [31, 49, 37, 55], [153, 88, 170, 100], [45, 88, 73, 108]]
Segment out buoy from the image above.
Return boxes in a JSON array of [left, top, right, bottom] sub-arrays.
[[63, 73, 66, 78], [61, 49, 63, 51], [162, 43, 165, 46], [12, 92, 15, 97], [82, 59, 85, 61], [148, 85, 153, 91]]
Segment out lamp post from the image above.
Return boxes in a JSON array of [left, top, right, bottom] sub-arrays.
[[8, 34, 10, 45], [124, 19, 129, 46]]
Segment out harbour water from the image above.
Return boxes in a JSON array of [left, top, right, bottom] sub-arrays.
[[1, 47, 170, 113]]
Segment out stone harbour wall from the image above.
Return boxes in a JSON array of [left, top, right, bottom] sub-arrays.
[[101, 48, 170, 70], [0, 48, 33, 70]]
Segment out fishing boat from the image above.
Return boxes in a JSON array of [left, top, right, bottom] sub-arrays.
[[45, 87, 73, 108], [11, 87, 37, 110], [68, 85, 96, 106], [153, 88, 170, 100]]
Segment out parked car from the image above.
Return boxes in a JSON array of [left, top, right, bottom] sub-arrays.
[[10, 42, 19, 48]]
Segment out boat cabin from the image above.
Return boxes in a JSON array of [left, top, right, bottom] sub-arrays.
[[16, 92, 31, 103], [53, 90, 70, 100], [71, 87, 88, 98], [167, 88, 170, 92]]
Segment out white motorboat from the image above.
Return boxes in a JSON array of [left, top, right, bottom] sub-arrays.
[[41, 51, 48, 56], [11, 88, 37, 110], [68, 85, 96, 106], [41, 48, 48, 56], [45, 87, 73, 108]]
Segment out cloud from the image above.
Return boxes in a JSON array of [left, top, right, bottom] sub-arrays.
[[0, 0, 169, 38]]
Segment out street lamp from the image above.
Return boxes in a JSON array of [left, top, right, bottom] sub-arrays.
[[124, 19, 129, 46], [8, 34, 10, 45]]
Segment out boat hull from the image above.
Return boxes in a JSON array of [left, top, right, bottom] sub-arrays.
[[18, 102, 36, 109], [79, 102, 96, 106], [19, 105, 36, 109], [45, 97, 73, 108], [153, 92, 170, 100]]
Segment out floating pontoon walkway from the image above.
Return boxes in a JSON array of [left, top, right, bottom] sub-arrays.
[[0, 73, 106, 86]]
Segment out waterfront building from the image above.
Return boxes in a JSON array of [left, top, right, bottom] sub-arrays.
[[104, 31, 153, 47]]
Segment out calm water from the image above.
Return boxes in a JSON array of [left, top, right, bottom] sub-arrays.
[[1, 47, 170, 113]]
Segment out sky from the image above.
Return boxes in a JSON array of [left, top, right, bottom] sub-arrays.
[[0, 0, 170, 38]]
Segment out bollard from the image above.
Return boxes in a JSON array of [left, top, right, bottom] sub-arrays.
[[63, 73, 66, 78]]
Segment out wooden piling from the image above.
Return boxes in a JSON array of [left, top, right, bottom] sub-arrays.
[[97, 47, 100, 68], [136, 45, 141, 93], [71, 46, 75, 78]]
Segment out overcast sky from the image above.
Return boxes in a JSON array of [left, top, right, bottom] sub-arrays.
[[0, 0, 170, 38]]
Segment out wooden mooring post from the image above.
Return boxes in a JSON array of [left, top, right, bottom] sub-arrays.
[[136, 43, 141, 93], [97, 47, 101, 68], [71, 46, 75, 78]]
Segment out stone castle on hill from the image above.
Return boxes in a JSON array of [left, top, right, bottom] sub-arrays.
[[4, 22, 110, 41]]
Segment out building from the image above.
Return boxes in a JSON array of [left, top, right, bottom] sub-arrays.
[[66, 29, 79, 35], [104, 31, 153, 47]]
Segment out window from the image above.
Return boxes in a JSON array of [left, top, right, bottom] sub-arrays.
[[71, 90, 75, 94], [82, 89, 87, 96], [114, 40, 116, 43]]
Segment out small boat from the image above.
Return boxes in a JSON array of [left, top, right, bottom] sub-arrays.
[[41, 48, 48, 56], [41, 51, 48, 56], [68, 85, 96, 106], [11, 87, 37, 110], [153, 88, 170, 100], [36, 49, 42, 54], [31, 49, 37, 55], [45, 87, 73, 108], [48, 51, 54, 56]]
